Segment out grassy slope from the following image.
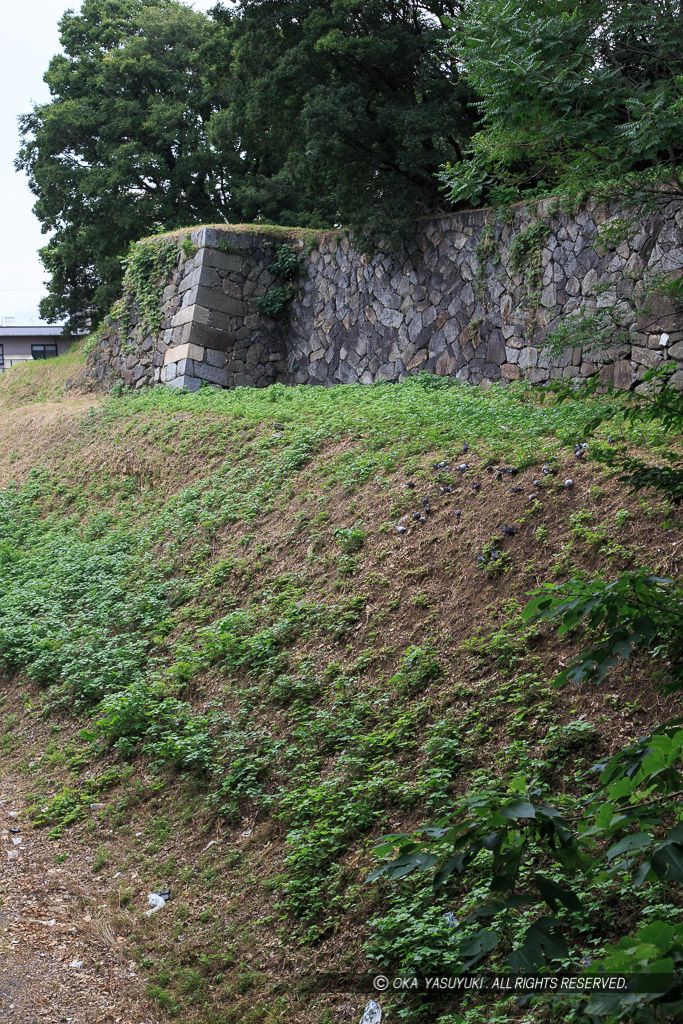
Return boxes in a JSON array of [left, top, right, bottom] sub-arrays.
[[0, 352, 681, 1024]]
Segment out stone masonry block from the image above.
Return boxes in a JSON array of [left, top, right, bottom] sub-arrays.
[[178, 267, 201, 295], [195, 285, 245, 317], [186, 321, 237, 353], [630, 345, 663, 368], [613, 359, 636, 390], [166, 374, 202, 392], [170, 302, 199, 329], [193, 362, 229, 386], [205, 348, 227, 367], [164, 342, 206, 365]]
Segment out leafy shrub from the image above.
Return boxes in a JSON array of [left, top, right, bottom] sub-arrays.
[[389, 645, 444, 697], [333, 523, 366, 553]]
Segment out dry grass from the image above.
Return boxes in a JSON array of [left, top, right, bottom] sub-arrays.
[[0, 337, 92, 408]]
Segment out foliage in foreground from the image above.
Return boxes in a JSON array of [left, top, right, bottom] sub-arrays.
[[371, 372, 683, 1022]]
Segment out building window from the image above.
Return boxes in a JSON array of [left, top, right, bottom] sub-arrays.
[[0, 345, 4, 366], [31, 344, 58, 360]]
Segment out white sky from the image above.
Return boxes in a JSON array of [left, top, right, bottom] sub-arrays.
[[0, 0, 218, 325]]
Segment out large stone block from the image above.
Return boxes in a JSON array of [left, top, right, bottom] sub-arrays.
[[195, 285, 245, 317], [186, 321, 237, 353], [164, 342, 205, 365], [406, 349, 428, 370], [613, 359, 635, 390], [166, 374, 202, 391], [205, 347, 227, 367], [630, 345, 662, 368], [178, 267, 201, 294], [194, 362, 229, 386], [518, 346, 538, 369], [486, 330, 506, 365], [171, 302, 200, 329], [435, 351, 457, 376], [196, 229, 251, 255]]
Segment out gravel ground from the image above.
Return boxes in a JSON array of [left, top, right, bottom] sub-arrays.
[[0, 786, 161, 1024]]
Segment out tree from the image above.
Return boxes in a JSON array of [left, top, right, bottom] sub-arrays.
[[210, 1, 477, 247], [439, 0, 683, 207], [16, 0, 234, 331], [19, 1, 477, 328]]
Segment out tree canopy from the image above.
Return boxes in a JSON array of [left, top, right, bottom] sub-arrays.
[[16, 0, 234, 330], [440, 0, 683, 206], [210, 1, 476, 245]]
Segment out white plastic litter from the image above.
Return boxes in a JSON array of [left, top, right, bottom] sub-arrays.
[[69, 960, 85, 968], [12, 837, 22, 846], [7, 850, 18, 861], [202, 840, 218, 852], [145, 892, 167, 916], [444, 911, 459, 928], [360, 1000, 382, 1024]]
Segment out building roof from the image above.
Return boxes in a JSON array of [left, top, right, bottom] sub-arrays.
[[0, 325, 67, 337]]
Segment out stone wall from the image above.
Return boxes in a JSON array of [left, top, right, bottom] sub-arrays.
[[83, 231, 288, 392], [81, 196, 683, 393]]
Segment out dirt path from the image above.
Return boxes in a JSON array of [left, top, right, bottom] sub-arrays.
[[0, 785, 160, 1024]]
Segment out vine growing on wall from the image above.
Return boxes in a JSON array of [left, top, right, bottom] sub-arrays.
[[474, 224, 499, 303], [509, 219, 550, 285], [508, 218, 551, 337], [116, 237, 180, 347], [256, 243, 302, 322]]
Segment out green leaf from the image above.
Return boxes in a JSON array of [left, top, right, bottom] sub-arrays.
[[651, 842, 683, 881], [458, 928, 498, 968], [501, 800, 536, 820], [667, 821, 683, 843], [508, 917, 568, 970], [434, 854, 464, 888], [632, 860, 653, 888], [534, 873, 581, 912], [607, 776, 635, 801], [636, 921, 676, 954], [594, 803, 615, 828], [606, 833, 652, 861]]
